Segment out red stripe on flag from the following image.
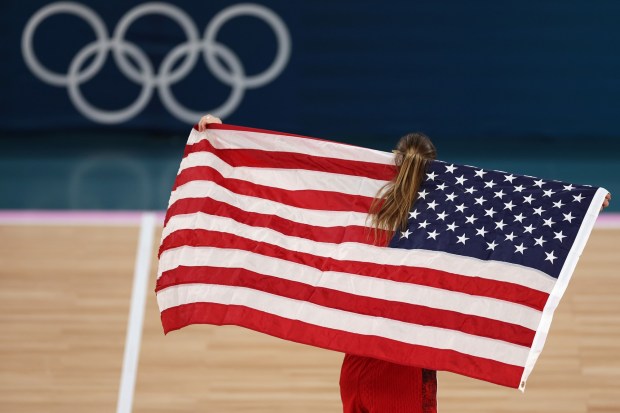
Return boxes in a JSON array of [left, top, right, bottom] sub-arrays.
[[156, 267, 536, 347], [171, 166, 374, 213], [162, 197, 384, 246], [159, 230, 549, 311], [183, 138, 396, 181], [160, 302, 524, 389]]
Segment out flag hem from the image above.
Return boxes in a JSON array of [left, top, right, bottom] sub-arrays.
[[518, 187, 608, 392]]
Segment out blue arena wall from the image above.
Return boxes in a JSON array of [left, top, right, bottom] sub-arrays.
[[0, 1, 618, 210]]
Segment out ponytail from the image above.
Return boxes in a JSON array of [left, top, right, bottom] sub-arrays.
[[369, 133, 436, 245]]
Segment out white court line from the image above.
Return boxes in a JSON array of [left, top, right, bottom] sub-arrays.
[[116, 212, 156, 413]]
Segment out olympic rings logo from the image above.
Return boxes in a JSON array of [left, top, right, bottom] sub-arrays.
[[21, 2, 291, 124]]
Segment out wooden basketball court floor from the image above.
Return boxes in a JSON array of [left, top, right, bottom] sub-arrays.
[[1, 211, 619, 413]]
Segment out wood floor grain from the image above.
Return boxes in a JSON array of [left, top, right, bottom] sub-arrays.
[[0, 225, 138, 413], [1, 224, 618, 413]]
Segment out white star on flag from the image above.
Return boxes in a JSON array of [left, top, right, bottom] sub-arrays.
[[465, 214, 478, 224], [456, 233, 469, 244], [563, 212, 575, 223], [534, 236, 546, 247], [545, 251, 557, 263], [515, 243, 527, 254], [447, 222, 459, 231], [554, 231, 567, 242]]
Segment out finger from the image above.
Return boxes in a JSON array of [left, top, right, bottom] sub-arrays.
[[601, 201, 609, 211]]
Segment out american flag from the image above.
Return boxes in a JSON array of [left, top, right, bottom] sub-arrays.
[[156, 124, 607, 390]]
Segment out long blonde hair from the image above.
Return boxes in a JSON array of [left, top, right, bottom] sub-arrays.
[[369, 132, 436, 244]]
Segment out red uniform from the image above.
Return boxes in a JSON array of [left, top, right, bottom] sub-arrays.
[[339, 354, 437, 413]]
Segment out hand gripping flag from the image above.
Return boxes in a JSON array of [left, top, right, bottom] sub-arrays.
[[156, 124, 608, 390]]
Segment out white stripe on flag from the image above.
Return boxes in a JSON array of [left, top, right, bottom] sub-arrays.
[[157, 246, 543, 330], [157, 284, 530, 367], [191, 128, 395, 165], [161, 212, 556, 294], [178, 151, 387, 197], [167, 180, 371, 226]]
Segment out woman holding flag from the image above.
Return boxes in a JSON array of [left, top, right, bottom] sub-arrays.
[[338, 132, 440, 413], [197, 114, 611, 413]]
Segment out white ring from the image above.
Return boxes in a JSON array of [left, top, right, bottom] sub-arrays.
[[112, 2, 200, 85], [203, 3, 291, 89], [21, 2, 108, 86], [21, 1, 292, 123], [67, 41, 155, 123], [158, 42, 245, 122]]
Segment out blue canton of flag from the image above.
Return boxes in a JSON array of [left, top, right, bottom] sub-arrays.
[[391, 161, 600, 279]]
